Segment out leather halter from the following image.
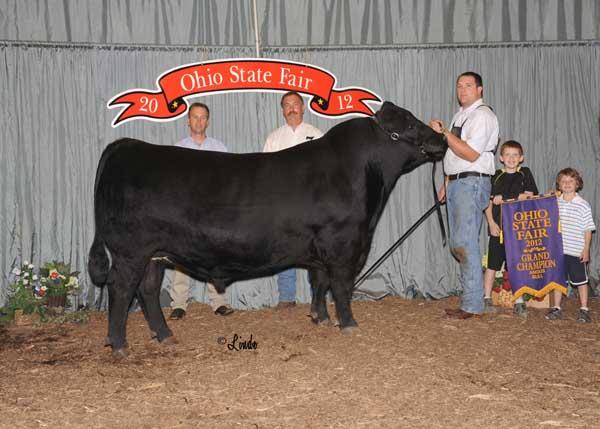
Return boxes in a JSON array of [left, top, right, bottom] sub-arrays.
[[371, 116, 427, 155], [371, 116, 447, 246]]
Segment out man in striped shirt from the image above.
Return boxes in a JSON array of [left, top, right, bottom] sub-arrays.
[[546, 168, 596, 323]]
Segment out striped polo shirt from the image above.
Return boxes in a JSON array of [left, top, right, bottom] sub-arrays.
[[557, 194, 596, 257]]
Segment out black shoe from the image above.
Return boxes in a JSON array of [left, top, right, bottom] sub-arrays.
[[545, 307, 562, 321], [214, 305, 234, 316], [169, 308, 186, 320], [576, 308, 591, 323], [513, 303, 528, 318]]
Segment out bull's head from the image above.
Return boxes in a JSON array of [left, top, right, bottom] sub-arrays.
[[373, 101, 447, 165]]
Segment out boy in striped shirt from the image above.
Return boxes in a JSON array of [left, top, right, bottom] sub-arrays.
[[546, 168, 596, 323]]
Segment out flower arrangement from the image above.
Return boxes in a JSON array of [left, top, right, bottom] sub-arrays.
[[491, 271, 513, 308], [7, 261, 44, 316], [491, 271, 511, 294], [38, 261, 80, 298], [5, 260, 80, 319], [482, 255, 545, 305]]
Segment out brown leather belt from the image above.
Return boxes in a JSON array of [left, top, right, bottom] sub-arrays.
[[448, 171, 491, 181]]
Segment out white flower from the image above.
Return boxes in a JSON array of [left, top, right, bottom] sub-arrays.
[[41, 286, 47, 291], [32, 275, 38, 281], [23, 260, 29, 266], [23, 279, 29, 285], [12, 267, 21, 276], [24, 272, 29, 278], [28, 263, 34, 269]]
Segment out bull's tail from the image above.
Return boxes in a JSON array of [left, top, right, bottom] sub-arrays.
[[88, 141, 123, 286], [88, 232, 110, 286]]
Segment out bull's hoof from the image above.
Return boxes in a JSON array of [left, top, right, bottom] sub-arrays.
[[309, 312, 331, 326], [311, 316, 332, 327], [105, 337, 128, 348], [111, 348, 129, 359], [340, 325, 359, 335], [153, 328, 175, 343], [158, 335, 178, 345]]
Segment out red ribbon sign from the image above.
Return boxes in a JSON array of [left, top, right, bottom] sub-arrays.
[[108, 59, 381, 127]]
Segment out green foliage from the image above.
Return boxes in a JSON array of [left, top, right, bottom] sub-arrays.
[[6, 260, 81, 322], [6, 262, 46, 318], [45, 309, 92, 325]]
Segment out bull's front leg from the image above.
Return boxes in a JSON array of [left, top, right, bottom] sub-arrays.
[[328, 267, 359, 333], [308, 268, 331, 325]]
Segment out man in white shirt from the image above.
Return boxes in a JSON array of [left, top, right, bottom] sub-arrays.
[[263, 91, 323, 308], [429, 72, 499, 319], [169, 102, 235, 320]]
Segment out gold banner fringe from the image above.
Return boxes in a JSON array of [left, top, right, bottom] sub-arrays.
[[511, 281, 567, 302]]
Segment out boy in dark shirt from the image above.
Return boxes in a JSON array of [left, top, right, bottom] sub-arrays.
[[483, 140, 539, 316]]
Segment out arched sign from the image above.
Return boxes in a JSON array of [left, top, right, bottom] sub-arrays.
[[108, 58, 381, 127]]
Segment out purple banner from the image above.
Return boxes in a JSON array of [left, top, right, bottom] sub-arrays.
[[501, 196, 567, 300]]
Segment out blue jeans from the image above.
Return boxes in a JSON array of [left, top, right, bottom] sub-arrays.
[[277, 269, 296, 303], [447, 176, 491, 314]]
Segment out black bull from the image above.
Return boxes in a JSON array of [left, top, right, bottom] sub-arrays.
[[88, 101, 447, 357]]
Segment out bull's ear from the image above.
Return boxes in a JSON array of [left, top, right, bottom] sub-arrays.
[[378, 101, 395, 118]]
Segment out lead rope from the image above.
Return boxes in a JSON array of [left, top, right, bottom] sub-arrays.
[[353, 161, 447, 291], [432, 161, 447, 247]]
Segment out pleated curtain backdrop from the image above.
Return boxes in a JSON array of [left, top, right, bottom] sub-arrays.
[[1, 0, 598, 45], [1, 40, 598, 308], [1, 0, 599, 308]]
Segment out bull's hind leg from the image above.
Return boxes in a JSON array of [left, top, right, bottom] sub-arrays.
[[138, 259, 174, 343], [329, 267, 359, 333], [308, 269, 331, 325], [105, 260, 144, 358]]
